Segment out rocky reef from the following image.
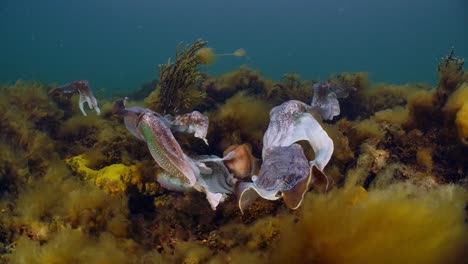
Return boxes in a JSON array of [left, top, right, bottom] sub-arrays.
[[0, 46, 467, 263]]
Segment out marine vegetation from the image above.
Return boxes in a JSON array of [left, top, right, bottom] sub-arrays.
[[0, 46, 467, 264], [145, 39, 208, 115]]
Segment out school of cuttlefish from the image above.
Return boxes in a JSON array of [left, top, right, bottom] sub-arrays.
[[50, 81, 352, 212]]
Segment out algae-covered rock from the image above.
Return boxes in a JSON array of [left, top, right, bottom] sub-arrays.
[[65, 155, 141, 194], [65, 155, 97, 182], [94, 164, 135, 194]]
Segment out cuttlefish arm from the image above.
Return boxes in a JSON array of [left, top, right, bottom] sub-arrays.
[[165, 111, 209, 145], [192, 155, 235, 193]]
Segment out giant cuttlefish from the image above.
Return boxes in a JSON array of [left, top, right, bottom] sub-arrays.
[[48, 80, 100, 116], [113, 98, 234, 210], [237, 82, 355, 212], [310, 82, 356, 120], [237, 99, 335, 213]]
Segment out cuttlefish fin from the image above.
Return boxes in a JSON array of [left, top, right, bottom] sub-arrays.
[[237, 182, 260, 214], [281, 168, 313, 210], [281, 165, 332, 210], [309, 165, 332, 193], [237, 181, 281, 214]]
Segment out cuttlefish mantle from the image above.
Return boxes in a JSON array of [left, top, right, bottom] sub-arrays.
[[238, 100, 334, 213], [112, 98, 231, 210]]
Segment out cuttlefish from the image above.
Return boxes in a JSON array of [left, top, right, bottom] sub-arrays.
[[310, 82, 356, 120], [237, 100, 334, 213], [113, 98, 232, 210], [48, 80, 100, 116]]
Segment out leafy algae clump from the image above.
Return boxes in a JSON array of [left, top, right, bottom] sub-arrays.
[[145, 39, 208, 115]]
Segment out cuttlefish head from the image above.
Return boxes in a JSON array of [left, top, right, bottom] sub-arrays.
[[237, 144, 331, 213]]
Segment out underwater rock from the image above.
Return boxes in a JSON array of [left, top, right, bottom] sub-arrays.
[[65, 155, 139, 194], [48, 80, 100, 116], [238, 100, 334, 212]]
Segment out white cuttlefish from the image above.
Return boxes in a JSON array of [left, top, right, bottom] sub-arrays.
[[237, 100, 334, 213]]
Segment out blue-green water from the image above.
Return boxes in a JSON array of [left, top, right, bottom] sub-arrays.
[[1, 0, 467, 95]]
